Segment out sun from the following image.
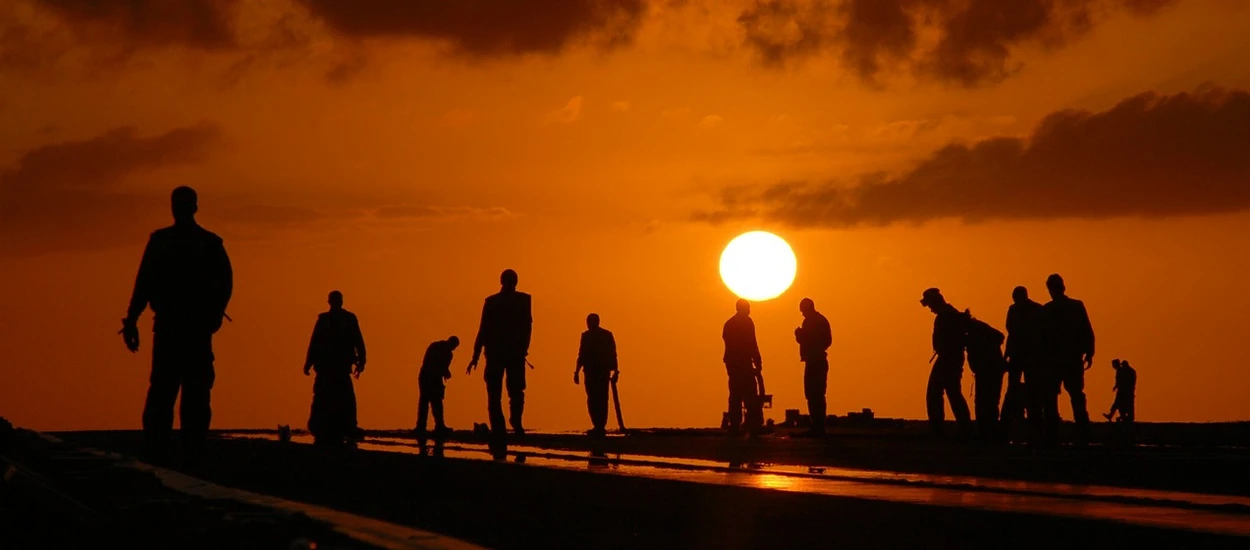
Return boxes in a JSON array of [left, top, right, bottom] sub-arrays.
[[719, 231, 797, 301]]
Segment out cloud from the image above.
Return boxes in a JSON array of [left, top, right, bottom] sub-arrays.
[[695, 86, 1250, 227], [0, 122, 224, 256], [543, 96, 584, 124], [697, 114, 724, 129], [373, 205, 514, 221], [611, 100, 631, 112], [295, 0, 646, 57], [30, 0, 240, 51], [737, 0, 1178, 87]]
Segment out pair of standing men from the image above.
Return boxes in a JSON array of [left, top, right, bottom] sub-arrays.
[[924, 274, 1094, 445], [722, 298, 832, 437]]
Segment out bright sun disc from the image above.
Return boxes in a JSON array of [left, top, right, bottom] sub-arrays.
[[719, 231, 797, 301]]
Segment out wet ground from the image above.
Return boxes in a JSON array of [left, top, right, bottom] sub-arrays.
[[49, 428, 1250, 549]]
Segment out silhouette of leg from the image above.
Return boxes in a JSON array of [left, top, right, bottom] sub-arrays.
[[804, 360, 828, 434], [484, 362, 506, 443], [505, 358, 527, 433], [974, 370, 1002, 442], [925, 364, 947, 434], [416, 394, 430, 433], [142, 368, 180, 456], [726, 367, 748, 433], [179, 353, 215, 455], [1063, 365, 1089, 444], [1000, 370, 1024, 440], [586, 374, 609, 432], [432, 397, 445, 431]]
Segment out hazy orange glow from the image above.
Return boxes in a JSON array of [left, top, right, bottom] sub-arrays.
[[2, 0, 1250, 432]]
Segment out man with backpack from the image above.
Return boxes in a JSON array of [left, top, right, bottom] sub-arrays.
[[920, 288, 972, 439], [966, 313, 1008, 443]]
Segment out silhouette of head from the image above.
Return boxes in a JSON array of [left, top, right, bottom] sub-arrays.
[[328, 290, 344, 309], [799, 298, 815, 316], [735, 299, 751, 316], [586, 313, 600, 330], [920, 288, 945, 313], [1012, 286, 1029, 304], [447, 335, 460, 349], [171, 186, 198, 224], [1112, 358, 1122, 370], [1122, 359, 1131, 369], [1046, 274, 1066, 300], [500, 269, 518, 290]]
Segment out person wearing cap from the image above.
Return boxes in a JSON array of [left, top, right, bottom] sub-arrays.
[[794, 298, 832, 436], [416, 336, 459, 438], [1004, 286, 1046, 444], [921, 288, 972, 438], [304, 290, 368, 447], [467, 269, 533, 458], [1041, 273, 1095, 446]]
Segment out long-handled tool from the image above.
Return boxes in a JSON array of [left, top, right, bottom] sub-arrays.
[[610, 377, 627, 433], [755, 370, 773, 409]]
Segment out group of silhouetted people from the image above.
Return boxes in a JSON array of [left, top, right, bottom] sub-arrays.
[[920, 275, 1134, 447], [122, 187, 1136, 462]]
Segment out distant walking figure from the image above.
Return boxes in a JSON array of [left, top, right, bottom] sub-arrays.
[[416, 336, 459, 437], [467, 269, 533, 457], [920, 288, 972, 438], [121, 186, 232, 461], [303, 291, 367, 447], [1042, 274, 1095, 446], [724, 299, 764, 437], [1104, 359, 1136, 423], [794, 298, 832, 436], [574, 313, 618, 437], [965, 313, 1007, 442], [1004, 286, 1045, 443]]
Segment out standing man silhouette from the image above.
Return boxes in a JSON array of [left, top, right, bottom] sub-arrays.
[[574, 313, 618, 437], [120, 186, 232, 462], [723, 299, 764, 437], [1042, 274, 1095, 446], [467, 269, 533, 458], [1005, 286, 1045, 444], [794, 298, 832, 436], [303, 290, 367, 447], [920, 288, 972, 438]]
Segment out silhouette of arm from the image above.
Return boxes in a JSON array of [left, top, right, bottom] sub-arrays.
[[1079, 303, 1095, 358], [214, 237, 233, 320], [472, 300, 489, 363], [608, 331, 619, 373], [352, 314, 367, 370], [818, 317, 832, 351], [304, 317, 323, 373], [748, 319, 762, 368], [126, 235, 157, 324], [521, 295, 533, 356]]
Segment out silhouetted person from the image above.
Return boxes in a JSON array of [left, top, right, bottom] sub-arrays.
[[724, 299, 764, 437], [1105, 359, 1136, 423], [303, 290, 367, 447], [794, 298, 832, 436], [467, 269, 533, 457], [920, 288, 972, 438], [1004, 286, 1045, 443], [121, 186, 232, 461], [1042, 274, 1095, 446], [417, 336, 459, 437], [574, 313, 618, 437], [965, 313, 1007, 443]]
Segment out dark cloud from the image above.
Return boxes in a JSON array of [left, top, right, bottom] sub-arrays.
[[295, 0, 646, 56], [738, 0, 1178, 86], [0, 123, 223, 257], [32, 0, 239, 50], [695, 87, 1250, 227]]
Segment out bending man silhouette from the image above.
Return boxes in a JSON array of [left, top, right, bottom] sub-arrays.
[[303, 290, 367, 447], [417, 336, 458, 437], [724, 299, 764, 437], [920, 288, 972, 438], [794, 298, 832, 436], [965, 313, 1007, 442], [1042, 274, 1095, 446], [574, 313, 618, 437], [121, 186, 232, 461], [468, 269, 533, 457]]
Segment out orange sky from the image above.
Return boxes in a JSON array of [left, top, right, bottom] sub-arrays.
[[2, 0, 1250, 431]]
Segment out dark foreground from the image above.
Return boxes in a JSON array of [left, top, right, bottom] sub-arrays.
[[4, 426, 1245, 549]]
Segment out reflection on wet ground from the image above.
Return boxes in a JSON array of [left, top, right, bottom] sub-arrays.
[[225, 432, 1250, 537]]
